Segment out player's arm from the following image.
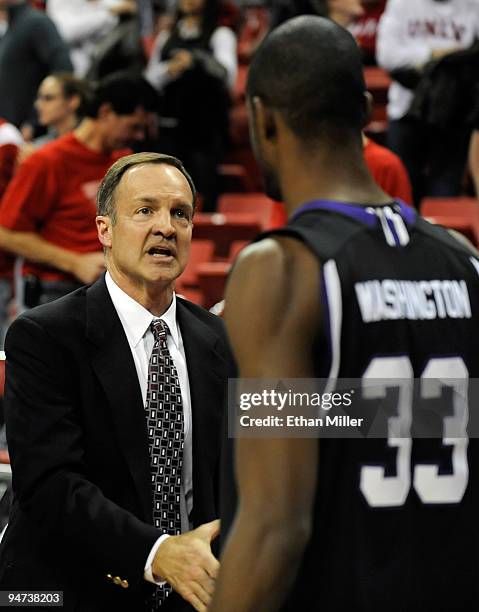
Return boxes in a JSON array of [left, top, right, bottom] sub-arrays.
[[209, 237, 321, 612]]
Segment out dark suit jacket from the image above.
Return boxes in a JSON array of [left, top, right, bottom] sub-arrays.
[[0, 276, 234, 611]]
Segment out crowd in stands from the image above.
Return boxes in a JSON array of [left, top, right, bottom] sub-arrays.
[[0, 0, 477, 347]]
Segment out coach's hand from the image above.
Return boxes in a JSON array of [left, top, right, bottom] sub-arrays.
[[152, 519, 220, 612]]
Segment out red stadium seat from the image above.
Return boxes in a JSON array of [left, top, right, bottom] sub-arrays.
[[364, 67, 391, 106], [175, 287, 205, 307], [176, 240, 215, 288], [229, 103, 250, 147], [229, 240, 249, 261], [364, 67, 391, 144], [218, 164, 256, 193], [218, 193, 287, 230], [192, 212, 262, 257], [197, 262, 231, 309], [420, 197, 479, 246]]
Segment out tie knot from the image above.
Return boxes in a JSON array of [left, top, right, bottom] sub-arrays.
[[151, 319, 169, 341]]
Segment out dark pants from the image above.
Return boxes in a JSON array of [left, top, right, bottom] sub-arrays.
[[388, 117, 471, 207], [23, 277, 82, 309]]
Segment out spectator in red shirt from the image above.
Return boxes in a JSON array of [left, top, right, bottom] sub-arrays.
[[348, 0, 386, 65], [0, 71, 158, 309], [0, 118, 23, 197], [363, 134, 413, 205], [0, 117, 23, 347]]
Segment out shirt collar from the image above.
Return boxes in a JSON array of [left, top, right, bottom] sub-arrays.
[[105, 271, 180, 350]]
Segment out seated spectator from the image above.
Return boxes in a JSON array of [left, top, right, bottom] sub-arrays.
[[0, 72, 157, 310], [47, 0, 137, 77], [0, 117, 23, 348], [145, 0, 237, 211], [377, 0, 479, 204]]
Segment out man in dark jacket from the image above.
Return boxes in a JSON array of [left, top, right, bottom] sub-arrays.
[[0, 0, 72, 128]]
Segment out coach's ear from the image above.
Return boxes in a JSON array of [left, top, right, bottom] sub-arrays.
[[96, 215, 112, 249]]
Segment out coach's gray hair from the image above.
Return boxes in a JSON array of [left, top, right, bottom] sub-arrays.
[[96, 152, 196, 223]]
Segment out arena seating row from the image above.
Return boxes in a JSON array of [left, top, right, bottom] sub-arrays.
[[177, 193, 286, 307], [421, 197, 479, 246], [225, 4, 392, 189]]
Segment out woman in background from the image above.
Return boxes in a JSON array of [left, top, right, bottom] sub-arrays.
[[19, 73, 89, 163], [145, 0, 237, 211], [32, 73, 89, 148]]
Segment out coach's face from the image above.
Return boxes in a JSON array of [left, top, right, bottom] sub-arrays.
[[98, 163, 193, 299]]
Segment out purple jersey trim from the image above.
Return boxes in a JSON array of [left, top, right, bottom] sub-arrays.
[[290, 199, 416, 228]]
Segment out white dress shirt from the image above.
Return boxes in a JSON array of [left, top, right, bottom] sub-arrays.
[[105, 272, 193, 584]]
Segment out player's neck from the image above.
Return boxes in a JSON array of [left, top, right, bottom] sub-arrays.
[[279, 143, 391, 214]]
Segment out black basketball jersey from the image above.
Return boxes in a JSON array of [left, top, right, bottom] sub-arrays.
[[220, 200, 479, 612]]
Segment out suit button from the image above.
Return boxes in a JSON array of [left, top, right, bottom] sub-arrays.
[[121, 579, 129, 589], [113, 576, 122, 586]]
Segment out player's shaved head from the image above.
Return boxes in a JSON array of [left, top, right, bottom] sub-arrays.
[[247, 16, 367, 146]]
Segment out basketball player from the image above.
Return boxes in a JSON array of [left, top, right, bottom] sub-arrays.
[[209, 16, 479, 612]]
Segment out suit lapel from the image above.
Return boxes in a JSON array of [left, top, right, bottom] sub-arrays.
[[85, 276, 152, 522]]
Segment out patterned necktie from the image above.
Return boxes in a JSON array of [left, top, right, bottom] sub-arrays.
[[146, 319, 184, 608]]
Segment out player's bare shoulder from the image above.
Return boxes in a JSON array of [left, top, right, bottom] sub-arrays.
[[225, 236, 320, 341], [228, 235, 319, 308], [224, 235, 321, 377]]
